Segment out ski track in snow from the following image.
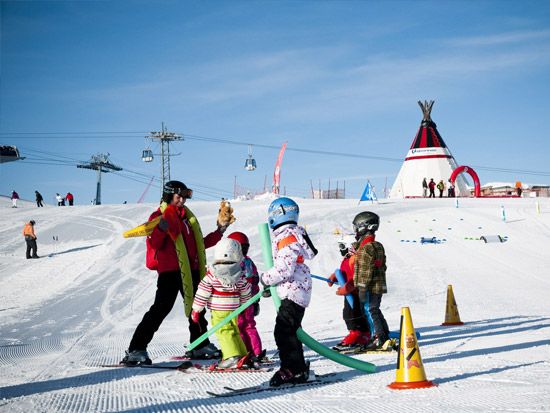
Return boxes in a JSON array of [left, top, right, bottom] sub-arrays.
[[1, 198, 549, 412]]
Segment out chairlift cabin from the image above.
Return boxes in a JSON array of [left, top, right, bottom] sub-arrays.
[[142, 149, 154, 163], [0, 145, 24, 164], [244, 145, 257, 171]]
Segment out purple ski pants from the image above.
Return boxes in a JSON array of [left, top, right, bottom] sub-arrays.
[[237, 305, 262, 356]]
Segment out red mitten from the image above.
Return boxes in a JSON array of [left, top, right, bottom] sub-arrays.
[[327, 273, 337, 287], [336, 280, 356, 296], [191, 310, 200, 323]]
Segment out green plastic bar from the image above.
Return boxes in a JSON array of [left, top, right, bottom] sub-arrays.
[[259, 223, 376, 374], [186, 289, 263, 352]]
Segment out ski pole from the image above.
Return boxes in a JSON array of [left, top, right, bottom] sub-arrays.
[[311, 274, 332, 283], [186, 290, 263, 352]]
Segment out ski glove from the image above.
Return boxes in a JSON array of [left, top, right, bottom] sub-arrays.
[[336, 280, 356, 296], [158, 218, 169, 232], [217, 222, 229, 234], [327, 273, 337, 287], [260, 277, 272, 298], [191, 310, 200, 324]]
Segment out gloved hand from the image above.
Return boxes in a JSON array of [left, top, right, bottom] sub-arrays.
[[253, 302, 260, 317], [327, 273, 337, 287], [338, 242, 349, 257], [191, 310, 200, 323], [217, 222, 229, 234], [158, 218, 169, 232], [336, 280, 356, 296], [260, 277, 272, 298]]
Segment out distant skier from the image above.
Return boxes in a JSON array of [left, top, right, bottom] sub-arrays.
[[428, 179, 436, 198], [422, 178, 428, 198], [121, 180, 230, 366], [261, 197, 318, 387], [437, 180, 445, 198], [56, 193, 63, 206], [191, 238, 251, 370], [327, 241, 371, 352], [352, 211, 390, 351], [66, 192, 74, 206], [22, 220, 39, 259], [35, 191, 44, 207], [228, 231, 266, 363], [11, 190, 19, 208]]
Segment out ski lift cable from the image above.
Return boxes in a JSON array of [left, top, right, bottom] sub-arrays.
[[6, 132, 550, 177]]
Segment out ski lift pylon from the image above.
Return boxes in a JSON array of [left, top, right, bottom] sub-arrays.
[[244, 145, 257, 171]]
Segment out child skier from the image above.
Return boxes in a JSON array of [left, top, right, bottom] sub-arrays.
[[352, 211, 390, 351], [227, 231, 266, 363], [261, 197, 318, 387], [191, 238, 252, 369], [327, 242, 371, 351]]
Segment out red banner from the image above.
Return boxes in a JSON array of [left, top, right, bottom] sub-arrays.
[[273, 142, 287, 194]]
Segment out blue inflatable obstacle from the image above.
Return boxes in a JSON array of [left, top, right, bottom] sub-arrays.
[[420, 237, 447, 244]]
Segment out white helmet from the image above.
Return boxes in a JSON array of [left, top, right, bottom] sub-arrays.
[[214, 238, 243, 264], [212, 238, 244, 286]]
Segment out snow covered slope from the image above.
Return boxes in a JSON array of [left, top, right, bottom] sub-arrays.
[[1, 197, 549, 412]]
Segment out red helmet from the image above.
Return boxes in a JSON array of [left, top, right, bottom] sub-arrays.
[[227, 231, 249, 245]]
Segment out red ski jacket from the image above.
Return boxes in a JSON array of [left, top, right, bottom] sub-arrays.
[[148, 207, 222, 274]]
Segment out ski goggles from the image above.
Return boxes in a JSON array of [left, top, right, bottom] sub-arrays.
[[174, 188, 193, 199]]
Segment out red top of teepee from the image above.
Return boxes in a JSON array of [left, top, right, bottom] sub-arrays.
[[410, 100, 447, 149]]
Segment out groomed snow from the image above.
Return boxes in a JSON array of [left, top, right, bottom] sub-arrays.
[[1, 197, 549, 412]]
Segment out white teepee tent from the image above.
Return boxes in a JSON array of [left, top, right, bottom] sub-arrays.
[[389, 100, 469, 198]]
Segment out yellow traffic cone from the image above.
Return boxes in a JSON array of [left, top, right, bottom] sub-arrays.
[[441, 285, 464, 326], [388, 307, 437, 390]]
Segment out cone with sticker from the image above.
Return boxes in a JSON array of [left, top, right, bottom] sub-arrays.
[[441, 285, 464, 326], [388, 307, 437, 390]]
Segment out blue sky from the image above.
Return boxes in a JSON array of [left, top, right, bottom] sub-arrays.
[[1, 0, 549, 204]]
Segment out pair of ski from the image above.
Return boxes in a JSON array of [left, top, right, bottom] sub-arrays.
[[207, 373, 341, 397], [101, 360, 273, 373]]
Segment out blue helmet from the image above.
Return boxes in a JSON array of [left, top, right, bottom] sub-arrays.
[[268, 197, 299, 229]]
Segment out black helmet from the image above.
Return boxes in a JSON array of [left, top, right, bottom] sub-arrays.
[[352, 211, 380, 237], [162, 180, 192, 203], [30, 220, 36, 225]]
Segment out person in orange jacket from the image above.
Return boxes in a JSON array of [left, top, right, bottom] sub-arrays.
[[23, 220, 39, 259]]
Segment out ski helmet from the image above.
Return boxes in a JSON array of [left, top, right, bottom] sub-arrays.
[[214, 238, 244, 263], [30, 220, 36, 225], [162, 180, 192, 203], [212, 238, 244, 286], [268, 197, 299, 229], [227, 231, 249, 245], [352, 211, 380, 237], [227, 231, 250, 255]]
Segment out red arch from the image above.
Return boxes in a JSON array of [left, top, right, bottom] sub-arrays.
[[451, 165, 481, 198]]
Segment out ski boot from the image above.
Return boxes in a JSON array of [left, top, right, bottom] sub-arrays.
[[333, 330, 370, 352], [184, 343, 221, 360], [361, 336, 391, 352], [120, 350, 152, 366], [269, 361, 310, 387]]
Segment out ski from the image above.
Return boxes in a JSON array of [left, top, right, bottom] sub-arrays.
[[206, 373, 340, 397], [332, 338, 398, 355], [100, 361, 193, 370]]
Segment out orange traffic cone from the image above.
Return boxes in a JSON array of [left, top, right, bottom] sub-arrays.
[[441, 285, 464, 326], [388, 307, 437, 390]]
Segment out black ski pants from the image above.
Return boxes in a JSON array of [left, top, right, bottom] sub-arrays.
[[129, 269, 209, 352], [36, 200, 43, 207], [429, 189, 435, 198], [274, 299, 307, 374], [25, 238, 38, 258], [360, 291, 390, 341], [343, 291, 370, 333]]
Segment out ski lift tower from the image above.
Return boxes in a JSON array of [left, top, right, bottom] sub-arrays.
[[143, 123, 183, 193], [77, 153, 122, 205]]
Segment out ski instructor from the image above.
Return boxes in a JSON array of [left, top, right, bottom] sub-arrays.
[[122, 180, 230, 366]]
